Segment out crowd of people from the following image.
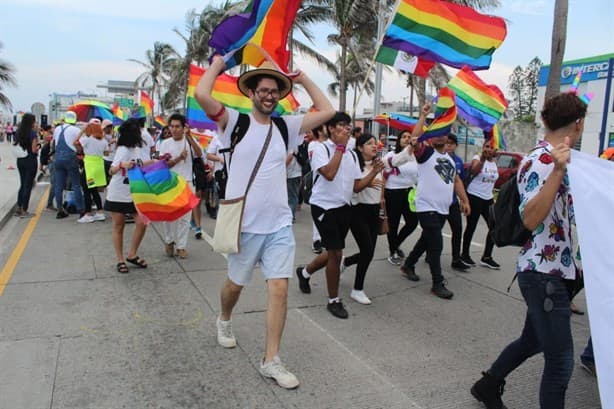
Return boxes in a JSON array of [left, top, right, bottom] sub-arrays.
[[5, 62, 602, 407]]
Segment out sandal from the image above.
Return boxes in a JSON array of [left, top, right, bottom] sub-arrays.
[[126, 256, 148, 268], [116, 262, 129, 274]]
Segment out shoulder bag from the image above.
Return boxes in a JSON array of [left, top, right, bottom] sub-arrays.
[[212, 123, 273, 254], [11, 143, 28, 159]]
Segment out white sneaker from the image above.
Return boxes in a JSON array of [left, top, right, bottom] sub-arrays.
[[259, 356, 299, 389], [350, 289, 372, 305], [93, 212, 106, 221], [340, 256, 346, 275], [77, 214, 95, 223], [216, 317, 236, 348]]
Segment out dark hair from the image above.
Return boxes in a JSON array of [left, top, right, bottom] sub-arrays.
[[447, 133, 458, 145], [540, 93, 587, 131], [325, 111, 351, 136], [117, 118, 143, 148], [168, 113, 186, 127], [42, 124, 53, 132], [15, 113, 35, 150], [245, 74, 287, 94], [352, 127, 362, 134], [137, 117, 146, 128], [354, 133, 376, 172], [395, 130, 411, 153]]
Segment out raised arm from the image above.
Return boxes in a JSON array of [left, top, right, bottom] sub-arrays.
[[293, 71, 336, 134], [194, 56, 229, 131]]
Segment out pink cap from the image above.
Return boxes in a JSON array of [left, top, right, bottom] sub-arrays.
[[88, 118, 101, 125], [101, 119, 113, 128]]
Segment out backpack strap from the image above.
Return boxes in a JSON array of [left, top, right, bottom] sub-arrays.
[[271, 116, 288, 151]]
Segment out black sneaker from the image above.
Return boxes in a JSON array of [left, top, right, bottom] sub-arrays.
[[56, 209, 69, 219], [460, 254, 476, 267], [471, 371, 507, 409], [327, 301, 348, 319], [480, 257, 501, 270], [451, 259, 470, 272], [400, 265, 420, 281], [431, 282, 454, 299], [311, 240, 323, 254], [296, 266, 311, 294], [395, 249, 406, 259]]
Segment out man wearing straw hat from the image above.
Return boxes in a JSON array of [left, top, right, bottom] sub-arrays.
[[195, 55, 334, 389]]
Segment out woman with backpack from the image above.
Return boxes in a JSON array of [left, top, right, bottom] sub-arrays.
[[470, 92, 588, 409], [460, 139, 499, 269], [13, 113, 39, 218]]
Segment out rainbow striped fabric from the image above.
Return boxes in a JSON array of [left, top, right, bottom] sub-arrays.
[[140, 91, 153, 117], [154, 115, 167, 129], [374, 113, 418, 131], [186, 64, 299, 130], [111, 102, 128, 124], [484, 123, 505, 150], [209, 0, 301, 71], [419, 87, 457, 141], [382, 0, 507, 70], [128, 160, 199, 222], [447, 66, 507, 131]]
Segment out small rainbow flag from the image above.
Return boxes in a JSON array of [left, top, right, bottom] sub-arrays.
[[154, 115, 166, 129], [186, 64, 299, 130], [128, 161, 199, 222], [484, 123, 505, 150], [140, 91, 154, 117], [447, 66, 507, 131], [190, 129, 214, 151], [419, 87, 457, 141], [374, 113, 418, 131], [209, 0, 301, 71], [381, 0, 507, 70], [111, 103, 128, 123]]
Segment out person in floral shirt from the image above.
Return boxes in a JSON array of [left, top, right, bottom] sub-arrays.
[[471, 92, 587, 409]]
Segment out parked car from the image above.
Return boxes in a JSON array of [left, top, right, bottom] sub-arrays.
[[464, 151, 524, 189]]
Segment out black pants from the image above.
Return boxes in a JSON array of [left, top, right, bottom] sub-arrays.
[[447, 202, 463, 261], [403, 211, 446, 285], [385, 188, 418, 255], [345, 204, 380, 291], [17, 155, 37, 211], [80, 167, 102, 213], [462, 193, 494, 258]]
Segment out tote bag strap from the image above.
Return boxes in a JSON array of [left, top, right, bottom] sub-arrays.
[[244, 123, 273, 196]]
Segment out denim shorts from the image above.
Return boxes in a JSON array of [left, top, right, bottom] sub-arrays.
[[227, 225, 295, 286]]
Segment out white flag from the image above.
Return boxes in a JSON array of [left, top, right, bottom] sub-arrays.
[[568, 150, 614, 408]]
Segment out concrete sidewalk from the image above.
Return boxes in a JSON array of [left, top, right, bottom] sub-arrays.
[[0, 143, 21, 228], [0, 183, 602, 408]]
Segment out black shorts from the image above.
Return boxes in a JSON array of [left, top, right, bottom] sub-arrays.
[[311, 204, 352, 250], [104, 200, 137, 214]]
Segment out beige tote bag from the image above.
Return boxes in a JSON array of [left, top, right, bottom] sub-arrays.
[[212, 124, 273, 254]]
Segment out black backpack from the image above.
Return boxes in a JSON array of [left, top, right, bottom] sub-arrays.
[[488, 173, 531, 247], [294, 141, 310, 174]]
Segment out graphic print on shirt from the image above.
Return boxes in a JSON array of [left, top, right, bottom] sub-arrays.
[[434, 157, 456, 184]]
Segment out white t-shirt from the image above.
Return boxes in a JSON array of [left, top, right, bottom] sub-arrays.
[[140, 129, 155, 161], [352, 164, 383, 205], [467, 155, 499, 200], [221, 108, 304, 234], [53, 124, 81, 151], [287, 151, 302, 179], [103, 132, 116, 161], [107, 146, 142, 203], [159, 137, 193, 181], [384, 151, 418, 190], [207, 137, 224, 172], [415, 147, 456, 215], [80, 136, 108, 156], [310, 139, 362, 210]]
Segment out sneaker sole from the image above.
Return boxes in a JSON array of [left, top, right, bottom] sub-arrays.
[[431, 290, 454, 300], [217, 338, 236, 348], [350, 295, 372, 305], [480, 261, 501, 270], [259, 372, 300, 389]]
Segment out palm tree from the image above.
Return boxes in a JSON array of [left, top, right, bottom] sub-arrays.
[[129, 42, 178, 114], [545, 0, 568, 99], [0, 42, 17, 111], [328, 51, 376, 122]]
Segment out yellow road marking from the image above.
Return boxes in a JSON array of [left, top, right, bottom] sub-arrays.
[[0, 187, 48, 296]]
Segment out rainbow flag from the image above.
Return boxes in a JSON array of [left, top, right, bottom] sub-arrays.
[[154, 115, 167, 129], [447, 66, 507, 131], [419, 87, 457, 141], [381, 0, 507, 70], [484, 123, 505, 150], [140, 91, 154, 117], [111, 103, 128, 124], [208, 0, 301, 71], [128, 161, 199, 222], [186, 64, 299, 130], [374, 113, 418, 131], [190, 129, 214, 151]]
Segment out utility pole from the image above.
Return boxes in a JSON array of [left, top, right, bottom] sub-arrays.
[[371, 0, 386, 136]]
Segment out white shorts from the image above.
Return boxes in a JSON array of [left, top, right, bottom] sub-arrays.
[[227, 225, 295, 286]]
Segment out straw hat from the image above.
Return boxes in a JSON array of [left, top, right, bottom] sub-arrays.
[[237, 62, 292, 99]]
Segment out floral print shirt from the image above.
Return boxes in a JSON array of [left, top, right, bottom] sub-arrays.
[[516, 141, 580, 280]]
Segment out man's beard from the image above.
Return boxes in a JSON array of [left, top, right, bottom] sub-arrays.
[[253, 99, 276, 116]]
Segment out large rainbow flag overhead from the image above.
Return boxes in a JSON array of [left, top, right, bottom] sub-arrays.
[[140, 91, 154, 117], [209, 0, 301, 71], [447, 66, 507, 131], [128, 161, 199, 222], [419, 87, 457, 141], [381, 0, 507, 70], [186, 64, 299, 130]]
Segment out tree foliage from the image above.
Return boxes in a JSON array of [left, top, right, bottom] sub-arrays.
[[508, 57, 542, 121], [0, 42, 17, 111]]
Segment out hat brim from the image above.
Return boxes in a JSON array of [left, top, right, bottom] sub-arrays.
[[237, 68, 292, 99]]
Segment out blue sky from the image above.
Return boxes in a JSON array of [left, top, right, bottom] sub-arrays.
[[0, 0, 612, 115]]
